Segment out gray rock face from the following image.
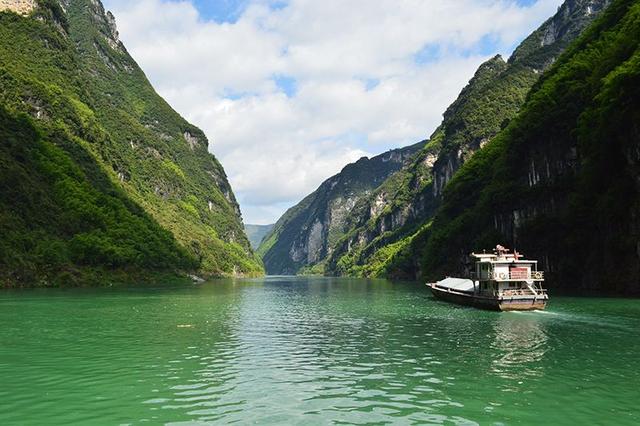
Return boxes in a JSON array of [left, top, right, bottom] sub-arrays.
[[432, 0, 610, 198], [259, 141, 424, 274], [261, 0, 611, 277], [541, 0, 610, 46], [0, 0, 36, 15], [183, 131, 200, 150], [322, 0, 611, 276]]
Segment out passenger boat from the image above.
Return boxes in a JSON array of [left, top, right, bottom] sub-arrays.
[[426, 245, 548, 311]]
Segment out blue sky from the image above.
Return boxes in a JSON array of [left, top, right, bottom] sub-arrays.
[[191, 0, 289, 23], [192, 0, 547, 68], [191, 0, 542, 23], [191, 0, 248, 22], [105, 0, 563, 224]]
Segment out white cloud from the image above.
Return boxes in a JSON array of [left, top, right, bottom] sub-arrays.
[[104, 0, 563, 224]]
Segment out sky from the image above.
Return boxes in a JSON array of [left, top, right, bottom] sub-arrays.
[[102, 0, 563, 224]]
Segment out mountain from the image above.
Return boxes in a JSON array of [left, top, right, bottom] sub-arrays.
[[258, 141, 424, 274], [244, 224, 274, 250], [322, 0, 611, 277], [388, 0, 640, 294], [0, 0, 262, 287], [260, 0, 610, 276]]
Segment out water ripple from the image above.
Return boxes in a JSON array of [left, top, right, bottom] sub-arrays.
[[0, 278, 639, 424]]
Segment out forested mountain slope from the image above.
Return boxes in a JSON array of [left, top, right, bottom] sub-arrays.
[[0, 0, 262, 286], [387, 0, 640, 294], [321, 0, 609, 276], [258, 141, 424, 274]]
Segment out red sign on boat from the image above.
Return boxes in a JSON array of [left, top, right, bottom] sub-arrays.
[[510, 267, 528, 279]]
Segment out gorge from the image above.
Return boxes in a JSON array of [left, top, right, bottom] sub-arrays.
[[1, 1, 639, 423], [259, 0, 640, 295], [0, 0, 638, 296]]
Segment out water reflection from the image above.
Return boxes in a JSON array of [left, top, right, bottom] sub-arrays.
[[489, 312, 549, 380], [206, 277, 475, 424], [140, 280, 246, 423], [3, 279, 638, 425]]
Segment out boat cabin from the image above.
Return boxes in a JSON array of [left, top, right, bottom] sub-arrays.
[[471, 245, 544, 296], [427, 245, 548, 311]]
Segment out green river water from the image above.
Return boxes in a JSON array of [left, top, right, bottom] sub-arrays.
[[0, 276, 638, 425]]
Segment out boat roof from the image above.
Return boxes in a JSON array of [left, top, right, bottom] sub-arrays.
[[471, 250, 537, 264], [436, 277, 475, 292], [476, 258, 538, 264]]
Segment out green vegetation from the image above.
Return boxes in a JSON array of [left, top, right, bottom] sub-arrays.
[[244, 224, 274, 250], [0, 1, 262, 286], [319, 0, 610, 278], [0, 107, 195, 286], [258, 0, 607, 278], [258, 142, 424, 274], [390, 0, 640, 293]]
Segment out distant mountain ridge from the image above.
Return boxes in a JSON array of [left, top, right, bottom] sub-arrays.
[[260, 0, 610, 277], [258, 141, 425, 274], [0, 0, 262, 286], [245, 224, 274, 250]]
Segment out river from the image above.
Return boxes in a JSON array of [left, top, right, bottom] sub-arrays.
[[0, 276, 638, 424]]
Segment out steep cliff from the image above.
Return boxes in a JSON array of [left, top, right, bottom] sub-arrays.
[[0, 0, 262, 286], [324, 0, 610, 277], [394, 0, 639, 294], [258, 142, 424, 274]]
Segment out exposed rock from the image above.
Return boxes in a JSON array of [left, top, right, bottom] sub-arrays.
[[307, 220, 324, 263], [87, 0, 123, 51], [104, 10, 120, 49], [115, 167, 130, 182], [259, 140, 424, 274], [145, 146, 162, 159], [189, 274, 205, 283], [183, 131, 199, 150], [0, 0, 35, 15], [321, 0, 610, 278], [23, 96, 48, 120], [94, 42, 117, 71], [423, 153, 437, 168], [370, 192, 388, 218]]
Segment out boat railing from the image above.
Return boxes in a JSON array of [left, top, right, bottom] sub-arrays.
[[500, 288, 547, 297], [490, 270, 544, 281]]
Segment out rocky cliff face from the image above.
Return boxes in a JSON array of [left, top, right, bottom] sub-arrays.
[[258, 142, 424, 274], [0, 0, 35, 15], [322, 0, 610, 277], [401, 0, 639, 294], [0, 0, 262, 286], [432, 0, 611, 198]]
